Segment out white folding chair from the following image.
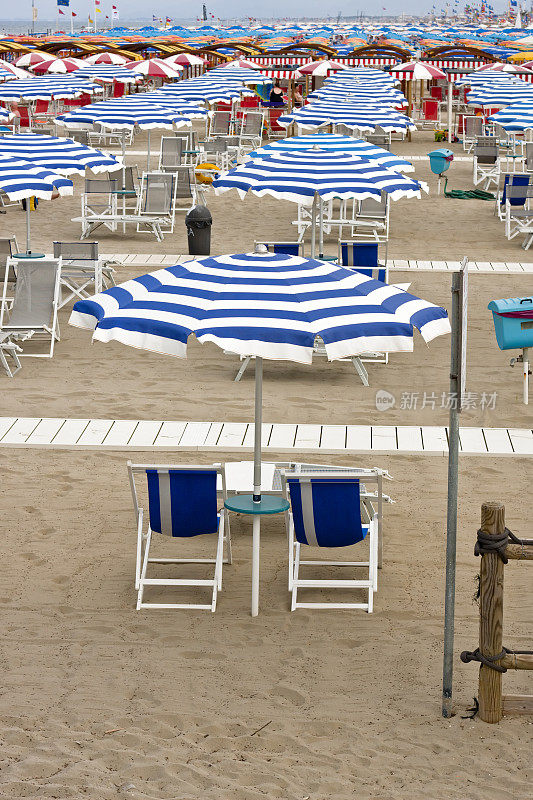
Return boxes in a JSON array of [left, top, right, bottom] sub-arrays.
[[281, 471, 378, 612], [128, 462, 232, 611]]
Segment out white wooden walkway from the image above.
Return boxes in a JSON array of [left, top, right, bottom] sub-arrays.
[[104, 253, 533, 274], [0, 418, 531, 456]]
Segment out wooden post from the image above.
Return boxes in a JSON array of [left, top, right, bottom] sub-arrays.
[[478, 501, 505, 723]]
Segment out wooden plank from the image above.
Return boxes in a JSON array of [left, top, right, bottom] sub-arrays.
[[396, 426, 423, 452], [202, 422, 225, 448], [1, 417, 41, 444], [152, 421, 187, 448], [178, 421, 213, 448], [371, 426, 398, 451], [346, 425, 372, 451], [215, 422, 248, 449], [52, 418, 90, 445], [294, 424, 322, 449], [128, 420, 163, 447], [319, 425, 347, 450], [267, 423, 297, 449], [421, 426, 448, 453], [242, 423, 273, 448], [0, 417, 17, 440], [459, 427, 487, 454], [483, 428, 513, 455], [26, 418, 66, 445], [508, 428, 533, 455], [502, 694, 533, 716], [102, 420, 139, 447], [77, 419, 114, 446]]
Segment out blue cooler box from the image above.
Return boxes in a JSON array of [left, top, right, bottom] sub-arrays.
[[488, 296, 533, 350]]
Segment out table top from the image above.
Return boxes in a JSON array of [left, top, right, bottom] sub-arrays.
[[224, 494, 289, 516]]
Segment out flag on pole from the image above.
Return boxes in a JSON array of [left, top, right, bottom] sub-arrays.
[[112, 4, 119, 17], [88, 15, 93, 22], [72, 10, 77, 15], [57, 0, 69, 5], [59, 7, 65, 13]]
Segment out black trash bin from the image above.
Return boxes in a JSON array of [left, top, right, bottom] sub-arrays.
[[185, 205, 212, 256]]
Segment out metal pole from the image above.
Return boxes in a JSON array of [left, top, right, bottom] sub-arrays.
[[26, 201, 31, 254], [522, 347, 529, 406], [310, 193, 317, 259], [318, 196, 324, 259], [447, 81, 453, 144], [251, 356, 263, 617], [146, 130, 151, 171], [442, 270, 461, 718]]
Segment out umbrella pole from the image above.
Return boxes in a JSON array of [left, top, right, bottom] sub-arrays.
[[318, 196, 324, 259], [252, 355, 263, 617], [122, 130, 126, 232], [147, 130, 150, 171], [310, 193, 317, 259], [26, 201, 31, 254]]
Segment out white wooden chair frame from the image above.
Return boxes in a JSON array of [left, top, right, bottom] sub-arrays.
[[128, 462, 232, 612], [281, 470, 378, 612], [80, 180, 119, 237], [0, 258, 61, 358], [473, 150, 501, 191]]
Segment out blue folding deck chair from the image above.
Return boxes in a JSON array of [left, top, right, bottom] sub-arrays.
[[337, 241, 388, 283], [255, 240, 304, 257], [128, 462, 232, 611], [496, 173, 532, 221], [281, 471, 378, 612]]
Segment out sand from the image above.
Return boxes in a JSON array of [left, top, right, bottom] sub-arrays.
[[0, 129, 531, 799]]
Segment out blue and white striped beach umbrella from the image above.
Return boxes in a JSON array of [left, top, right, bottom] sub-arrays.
[[0, 154, 73, 252], [69, 250, 450, 615], [488, 103, 533, 130], [158, 81, 252, 105], [208, 66, 271, 84], [467, 84, 533, 107], [213, 149, 426, 257], [70, 252, 450, 361], [120, 91, 208, 119], [308, 86, 407, 108], [277, 102, 416, 133], [247, 134, 415, 172], [0, 133, 122, 175], [73, 64, 142, 84], [0, 77, 102, 101], [56, 100, 190, 130]]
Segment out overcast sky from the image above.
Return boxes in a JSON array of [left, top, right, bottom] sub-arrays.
[[4, 1, 469, 24]]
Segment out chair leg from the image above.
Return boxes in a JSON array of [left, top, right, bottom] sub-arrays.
[[351, 356, 369, 387], [136, 529, 152, 610], [214, 514, 225, 595], [135, 512, 144, 590], [291, 541, 301, 611], [223, 509, 233, 565]]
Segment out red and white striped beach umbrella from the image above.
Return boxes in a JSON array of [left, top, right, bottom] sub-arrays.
[[84, 52, 129, 65], [0, 59, 30, 79], [475, 62, 533, 74], [222, 59, 262, 70], [126, 59, 183, 79], [296, 59, 348, 76], [164, 53, 208, 67], [32, 57, 85, 74], [391, 61, 446, 80], [13, 51, 50, 68]]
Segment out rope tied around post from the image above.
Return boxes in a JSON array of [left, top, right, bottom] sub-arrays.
[[474, 527, 533, 563], [460, 646, 533, 673]]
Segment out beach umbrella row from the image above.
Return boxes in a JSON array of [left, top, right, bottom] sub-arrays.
[[0, 133, 122, 175]]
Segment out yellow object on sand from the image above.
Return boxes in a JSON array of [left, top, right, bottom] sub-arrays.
[[195, 163, 219, 184]]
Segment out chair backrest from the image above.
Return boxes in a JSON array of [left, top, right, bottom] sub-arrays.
[[474, 138, 498, 164], [173, 167, 194, 200], [142, 173, 174, 214], [285, 474, 364, 547], [240, 111, 263, 137], [339, 241, 387, 282], [365, 134, 390, 150], [204, 137, 227, 155], [210, 111, 231, 135], [501, 174, 531, 207], [465, 116, 484, 137], [358, 192, 388, 220], [85, 178, 118, 195], [53, 241, 98, 262], [160, 136, 183, 169], [6, 259, 59, 328], [507, 184, 533, 203], [0, 238, 17, 283], [258, 241, 303, 257], [144, 467, 220, 537]]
